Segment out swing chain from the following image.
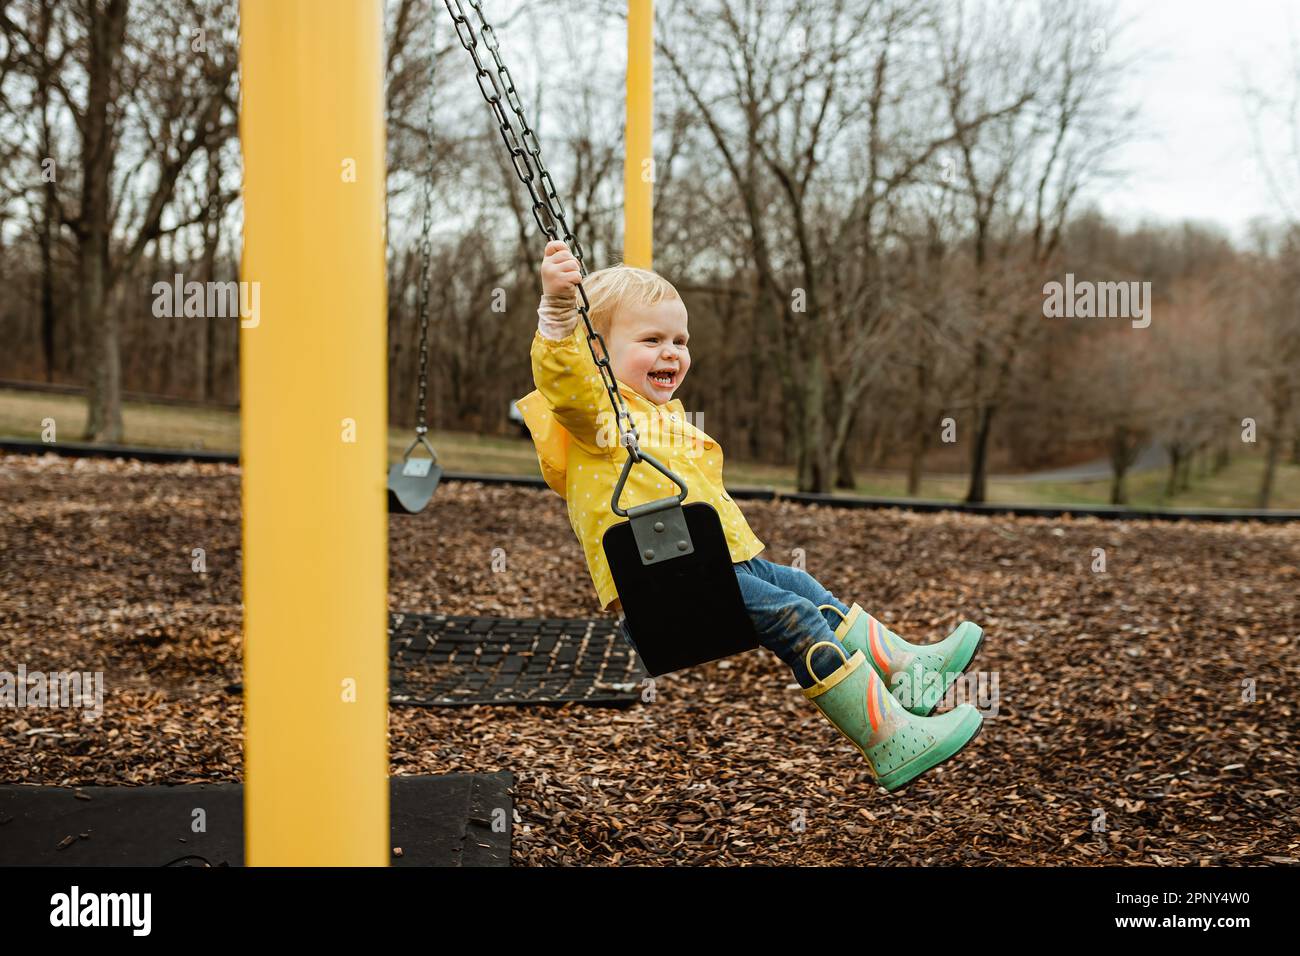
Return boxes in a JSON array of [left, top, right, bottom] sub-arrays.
[[443, 0, 642, 459], [414, 14, 439, 439]]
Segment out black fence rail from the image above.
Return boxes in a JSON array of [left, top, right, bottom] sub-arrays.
[[3, 437, 1297, 523], [0, 377, 240, 411]]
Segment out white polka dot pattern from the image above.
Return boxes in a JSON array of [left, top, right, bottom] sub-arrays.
[[520, 324, 765, 610]]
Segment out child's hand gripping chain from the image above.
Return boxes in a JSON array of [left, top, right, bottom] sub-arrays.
[[540, 238, 582, 298]]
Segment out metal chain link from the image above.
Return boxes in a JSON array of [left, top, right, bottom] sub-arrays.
[[414, 14, 438, 437], [442, 0, 642, 457]]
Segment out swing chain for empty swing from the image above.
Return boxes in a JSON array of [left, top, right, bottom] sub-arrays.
[[443, 0, 642, 460], [414, 15, 438, 443], [385, 16, 444, 513]]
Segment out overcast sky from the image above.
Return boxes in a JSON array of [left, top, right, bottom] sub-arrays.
[[1095, 0, 1300, 240], [522, 0, 1300, 244]]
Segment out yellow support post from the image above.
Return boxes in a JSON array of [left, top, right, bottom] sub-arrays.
[[624, 0, 654, 269], [239, 0, 389, 865]]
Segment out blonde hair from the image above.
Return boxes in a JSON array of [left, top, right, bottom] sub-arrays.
[[579, 264, 680, 339]]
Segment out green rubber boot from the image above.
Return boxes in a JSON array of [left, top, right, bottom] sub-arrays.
[[803, 641, 983, 792], [819, 603, 982, 717]]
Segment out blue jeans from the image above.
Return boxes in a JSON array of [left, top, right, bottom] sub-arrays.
[[618, 557, 852, 688]]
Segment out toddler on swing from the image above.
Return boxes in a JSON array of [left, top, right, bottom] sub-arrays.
[[516, 239, 984, 791]]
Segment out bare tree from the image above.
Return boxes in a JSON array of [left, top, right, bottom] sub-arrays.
[[0, 0, 236, 441], [654, 0, 1031, 491], [935, 0, 1135, 502], [1237, 227, 1300, 507], [1242, 34, 1300, 505], [890, 185, 969, 495]]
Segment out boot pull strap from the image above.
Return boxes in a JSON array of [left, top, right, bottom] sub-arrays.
[[804, 640, 849, 685], [818, 603, 848, 624]]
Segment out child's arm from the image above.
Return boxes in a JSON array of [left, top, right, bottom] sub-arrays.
[[530, 240, 613, 453], [536, 292, 580, 341]]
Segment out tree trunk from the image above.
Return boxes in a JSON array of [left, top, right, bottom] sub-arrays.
[[157, 242, 174, 395], [907, 358, 931, 496], [965, 402, 995, 504], [81, 244, 122, 441], [964, 329, 989, 503], [1258, 432, 1279, 509], [1215, 433, 1231, 473], [906, 440, 925, 496], [39, 184, 57, 383], [1257, 400, 1289, 509], [1109, 425, 1131, 505], [834, 428, 856, 490], [1109, 470, 1126, 505], [200, 131, 224, 402], [1164, 445, 1183, 499], [37, 2, 58, 383], [79, 0, 129, 443], [797, 348, 829, 493]]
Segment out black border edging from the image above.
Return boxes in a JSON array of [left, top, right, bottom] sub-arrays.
[[3, 437, 1296, 523], [776, 491, 1300, 524], [1, 438, 239, 464], [0, 377, 241, 412]]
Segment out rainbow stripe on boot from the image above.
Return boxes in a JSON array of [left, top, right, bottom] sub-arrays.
[[802, 641, 983, 792], [818, 603, 983, 717]]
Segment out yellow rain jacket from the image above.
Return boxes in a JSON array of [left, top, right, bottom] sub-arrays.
[[516, 322, 765, 611]]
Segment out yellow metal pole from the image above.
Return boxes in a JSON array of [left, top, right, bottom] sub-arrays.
[[624, 0, 654, 269], [239, 0, 389, 866]]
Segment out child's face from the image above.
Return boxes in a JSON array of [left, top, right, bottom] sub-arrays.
[[607, 297, 691, 405]]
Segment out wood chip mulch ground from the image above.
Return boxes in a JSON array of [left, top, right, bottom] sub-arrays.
[[1, 453, 1297, 866]]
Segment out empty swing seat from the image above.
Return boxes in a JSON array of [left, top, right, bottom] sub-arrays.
[[387, 433, 443, 514]]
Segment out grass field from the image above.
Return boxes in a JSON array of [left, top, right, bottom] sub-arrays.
[[3, 386, 1298, 509]]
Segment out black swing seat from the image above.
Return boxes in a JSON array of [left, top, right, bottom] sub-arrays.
[[604, 498, 759, 677], [387, 434, 443, 515]]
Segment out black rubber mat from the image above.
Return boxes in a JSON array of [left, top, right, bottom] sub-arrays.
[[222, 615, 646, 707], [0, 773, 512, 866], [388, 613, 646, 707]]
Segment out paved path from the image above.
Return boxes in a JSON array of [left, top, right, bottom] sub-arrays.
[[996, 441, 1169, 483]]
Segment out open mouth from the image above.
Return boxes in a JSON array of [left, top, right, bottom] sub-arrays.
[[647, 369, 676, 389]]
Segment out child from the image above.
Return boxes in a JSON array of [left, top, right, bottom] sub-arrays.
[[515, 239, 984, 791]]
